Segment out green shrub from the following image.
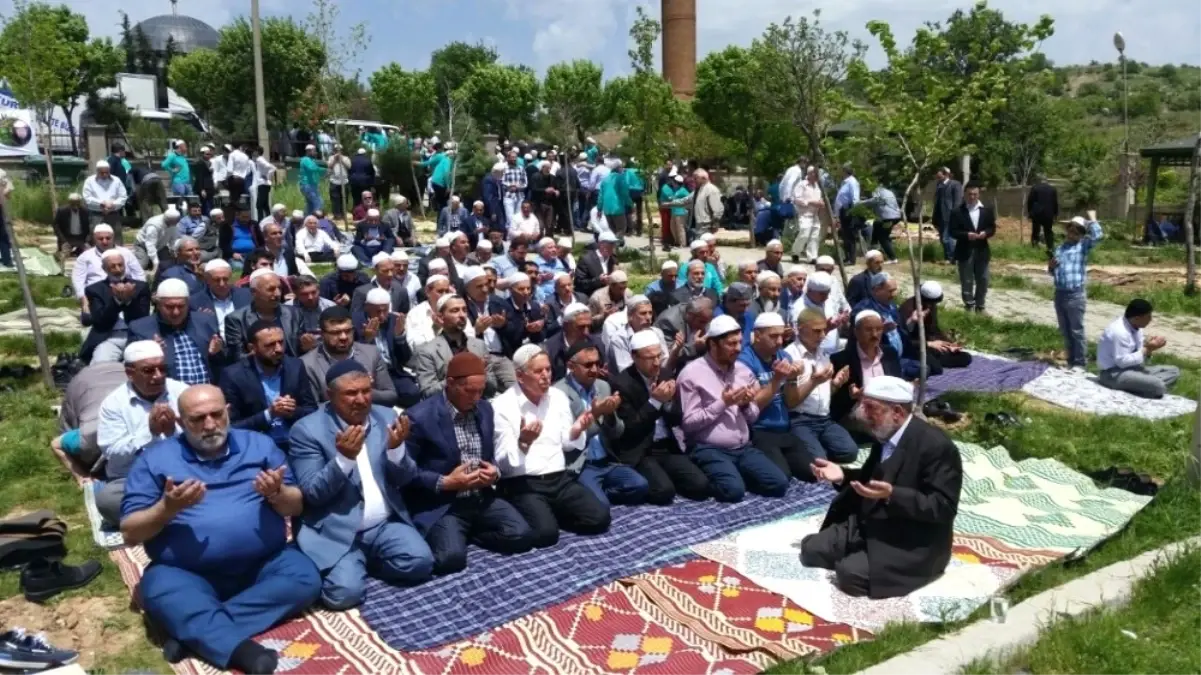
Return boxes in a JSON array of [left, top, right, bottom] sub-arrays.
[[4, 181, 79, 224]]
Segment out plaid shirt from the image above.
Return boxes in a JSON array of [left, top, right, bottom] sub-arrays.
[[502, 165, 527, 191], [170, 331, 210, 385], [1051, 220, 1104, 291], [452, 405, 483, 498]]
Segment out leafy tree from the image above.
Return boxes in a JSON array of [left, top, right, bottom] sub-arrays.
[[979, 90, 1068, 230], [542, 60, 608, 144], [1127, 86, 1163, 118], [133, 24, 155, 74], [301, 0, 370, 123], [428, 41, 497, 112], [1076, 81, 1103, 97], [459, 63, 539, 138], [694, 47, 767, 172], [369, 64, 436, 133], [119, 11, 135, 71], [166, 47, 223, 120]]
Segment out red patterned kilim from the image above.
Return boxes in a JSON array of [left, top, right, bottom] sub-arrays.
[[624, 560, 871, 661]]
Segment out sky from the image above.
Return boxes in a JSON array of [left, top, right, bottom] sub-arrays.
[[34, 0, 1201, 79]]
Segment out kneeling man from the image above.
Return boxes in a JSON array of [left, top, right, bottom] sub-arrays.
[[120, 385, 320, 674], [801, 376, 962, 598], [289, 360, 435, 609]]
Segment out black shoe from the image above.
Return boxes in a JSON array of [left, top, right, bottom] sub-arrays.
[[230, 639, 278, 674], [162, 637, 189, 664], [20, 559, 102, 603], [0, 628, 78, 670], [59, 285, 73, 299], [791, 255, 800, 264]]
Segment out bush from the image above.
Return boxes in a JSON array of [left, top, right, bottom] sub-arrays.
[[1127, 88, 1163, 118], [5, 181, 79, 224], [1168, 89, 1201, 112], [1076, 81, 1103, 97]]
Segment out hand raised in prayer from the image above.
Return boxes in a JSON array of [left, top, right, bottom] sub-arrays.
[[335, 425, 366, 459], [253, 465, 287, 498], [599, 274, 611, 286], [811, 364, 835, 384], [832, 366, 850, 389], [518, 417, 543, 448], [651, 380, 676, 403], [809, 458, 844, 484], [270, 395, 296, 418], [363, 316, 380, 341], [148, 404, 177, 437], [771, 359, 794, 383], [475, 461, 500, 487], [474, 315, 493, 335], [737, 384, 759, 406], [300, 333, 318, 352], [525, 319, 545, 334], [335, 293, 350, 307], [591, 393, 621, 417], [850, 480, 892, 501], [849, 383, 862, 400], [929, 340, 952, 353], [569, 411, 595, 440], [692, 334, 708, 354], [431, 308, 445, 329], [1147, 335, 1167, 351], [161, 477, 206, 515], [441, 463, 478, 492], [392, 312, 407, 334], [387, 415, 411, 449], [208, 334, 223, 356], [721, 386, 745, 406], [671, 332, 684, 353]]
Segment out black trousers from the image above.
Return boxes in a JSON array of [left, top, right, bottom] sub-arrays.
[[226, 176, 246, 211], [870, 218, 899, 261], [1031, 216, 1054, 251], [800, 517, 870, 597], [255, 185, 272, 221], [330, 184, 347, 217], [928, 348, 972, 371], [751, 428, 817, 482], [633, 443, 711, 505], [431, 183, 450, 217], [501, 471, 611, 548], [350, 182, 371, 208], [424, 495, 534, 574], [630, 190, 644, 235]]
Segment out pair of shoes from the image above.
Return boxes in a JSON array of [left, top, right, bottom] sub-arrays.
[[1088, 466, 1164, 496], [59, 285, 74, 299], [984, 412, 1022, 428], [923, 400, 963, 423], [21, 559, 102, 603], [0, 628, 78, 670]]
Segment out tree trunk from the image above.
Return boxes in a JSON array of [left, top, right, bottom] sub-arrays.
[[1183, 134, 1200, 295], [1018, 185, 1028, 246], [40, 110, 60, 213], [901, 171, 928, 405], [0, 199, 53, 389]]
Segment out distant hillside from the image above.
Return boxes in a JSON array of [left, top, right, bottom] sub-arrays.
[[1043, 61, 1200, 143]]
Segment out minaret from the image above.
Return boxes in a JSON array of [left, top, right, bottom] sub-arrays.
[[170, 0, 179, 16], [661, 0, 696, 99]]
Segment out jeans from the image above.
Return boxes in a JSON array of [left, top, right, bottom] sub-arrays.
[[320, 519, 435, 610], [937, 217, 956, 260], [578, 460, 650, 507], [790, 414, 860, 463], [301, 184, 322, 216], [170, 182, 189, 197], [689, 445, 790, 503], [1053, 288, 1087, 367], [956, 250, 990, 310]]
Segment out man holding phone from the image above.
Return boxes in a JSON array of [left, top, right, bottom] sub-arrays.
[[1049, 211, 1103, 372]]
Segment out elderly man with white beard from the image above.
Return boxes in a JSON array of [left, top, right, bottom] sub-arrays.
[[801, 376, 962, 599]]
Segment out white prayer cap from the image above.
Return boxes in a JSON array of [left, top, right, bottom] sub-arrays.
[[372, 252, 391, 268], [609, 270, 628, 284], [756, 270, 780, 286], [513, 343, 546, 370], [272, 203, 286, 213], [554, 271, 571, 282], [506, 271, 531, 287], [869, 272, 891, 288], [209, 208, 223, 217], [101, 248, 125, 262], [661, 260, 678, 271], [538, 237, 555, 249], [367, 208, 380, 218], [248, 268, 275, 284], [807, 271, 833, 292], [628, 294, 651, 309], [436, 292, 460, 311], [357, 148, 367, 155], [920, 280, 944, 300], [524, 153, 533, 160], [1070, 215, 1087, 227], [291, 209, 304, 219], [766, 239, 783, 250], [539, 151, 547, 158], [476, 240, 493, 251], [163, 208, 181, 221], [390, 194, 405, 206], [473, 200, 484, 208], [705, 315, 742, 339], [491, 162, 507, 173], [93, 224, 114, 235], [436, 234, 452, 248], [586, 136, 596, 143], [562, 302, 590, 320], [598, 231, 619, 244], [815, 255, 836, 266], [700, 233, 716, 244], [753, 312, 785, 329], [854, 309, 882, 326], [557, 236, 573, 249], [222, 143, 233, 151], [865, 249, 884, 261], [862, 375, 915, 404], [630, 330, 661, 351], [336, 254, 359, 271], [428, 258, 449, 272], [95, 160, 110, 170], [123, 340, 163, 363], [156, 278, 190, 298], [67, 192, 81, 200], [203, 258, 231, 272], [462, 266, 487, 284], [577, 152, 587, 160], [689, 239, 707, 251], [366, 287, 391, 306], [391, 250, 409, 262], [425, 274, 450, 289]]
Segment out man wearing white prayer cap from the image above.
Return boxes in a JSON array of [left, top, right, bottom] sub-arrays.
[[70, 223, 147, 301], [588, 268, 631, 331], [133, 207, 182, 272], [555, 236, 576, 272], [322, 253, 368, 307], [350, 250, 410, 316], [532, 237, 567, 303], [758, 239, 785, 277], [191, 257, 251, 333], [899, 279, 972, 372], [783, 307, 858, 471], [351, 204, 392, 265], [404, 273, 476, 351], [53, 191, 91, 255], [676, 312, 791, 503], [847, 249, 885, 307], [93, 339, 188, 526], [258, 202, 289, 237], [469, 238, 494, 266], [793, 270, 849, 356], [410, 292, 503, 398], [753, 270, 782, 315], [355, 283, 421, 406], [83, 158, 128, 241], [80, 248, 153, 364], [601, 293, 666, 374], [811, 255, 851, 314], [128, 277, 223, 385], [801, 374, 962, 600], [827, 308, 900, 426], [574, 231, 618, 297]]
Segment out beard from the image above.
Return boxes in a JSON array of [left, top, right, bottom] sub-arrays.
[[851, 405, 901, 443], [186, 427, 229, 456]]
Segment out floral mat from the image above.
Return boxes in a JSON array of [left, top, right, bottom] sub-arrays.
[[1020, 366, 1197, 420]]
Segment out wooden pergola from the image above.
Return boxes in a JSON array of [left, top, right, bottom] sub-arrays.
[[1140, 133, 1201, 218]]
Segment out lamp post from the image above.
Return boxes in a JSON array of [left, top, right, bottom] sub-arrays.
[[1114, 31, 1131, 219], [251, 0, 269, 154]]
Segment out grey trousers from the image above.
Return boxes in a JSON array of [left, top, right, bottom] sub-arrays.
[[957, 251, 990, 310], [91, 332, 128, 363], [1053, 289, 1087, 367], [95, 478, 126, 527], [608, 213, 628, 238], [1099, 365, 1181, 399]]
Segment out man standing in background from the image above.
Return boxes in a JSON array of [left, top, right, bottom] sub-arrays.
[[1026, 176, 1059, 253], [933, 167, 963, 263]]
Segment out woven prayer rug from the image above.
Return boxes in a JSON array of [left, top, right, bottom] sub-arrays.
[[924, 355, 1049, 401], [1020, 366, 1196, 420]]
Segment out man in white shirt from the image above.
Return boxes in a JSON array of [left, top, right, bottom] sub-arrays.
[[95, 340, 187, 526], [260, 203, 288, 235], [225, 144, 253, 209], [392, 250, 421, 307], [406, 275, 476, 350], [1096, 299, 1180, 399], [602, 294, 671, 375], [296, 215, 340, 263], [509, 200, 541, 241], [72, 224, 146, 300], [493, 344, 610, 547], [134, 207, 182, 272], [791, 271, 849, 355], [82, 160, 129, 242], [783, 309, 857, 467], [791, 166, 826, 264], [288, 360, 434, 609]]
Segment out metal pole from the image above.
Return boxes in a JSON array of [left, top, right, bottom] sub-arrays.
[[1121, 51, 1130, 223], [251, 0, 269, 153]]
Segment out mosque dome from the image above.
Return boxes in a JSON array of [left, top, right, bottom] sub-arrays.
[[133, 15, 220, 54]]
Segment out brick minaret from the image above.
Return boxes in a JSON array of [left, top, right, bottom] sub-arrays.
[[661, 0, 696, 99]]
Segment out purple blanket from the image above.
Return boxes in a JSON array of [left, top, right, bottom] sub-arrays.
[[359, 481, 834, 651], [925, 355, 1048, 400]]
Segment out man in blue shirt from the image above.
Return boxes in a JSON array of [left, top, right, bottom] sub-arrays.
[[736, 312, 809, 481], [852, 272, 924, 379], [714, 282, 757, 346], [120, 384, 319, 674], [1049, 213, 1104, 370], [833, 164, 862, 265]]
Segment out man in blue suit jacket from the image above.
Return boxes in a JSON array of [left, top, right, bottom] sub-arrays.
[[220, 321, 318, 452], [189, 258, 251, 331], [129, 278, 224, 385], [481, 163, 507, 233], [288, 360, 435, 609], [80, 251, 151, 363], [490, 271, 546, 358], [403, 352, 533, 574]]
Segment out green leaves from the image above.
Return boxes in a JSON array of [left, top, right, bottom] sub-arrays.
[[459, 64, 539, 139], [543, 60, 608, 143], [369, 65, 436, 133]]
